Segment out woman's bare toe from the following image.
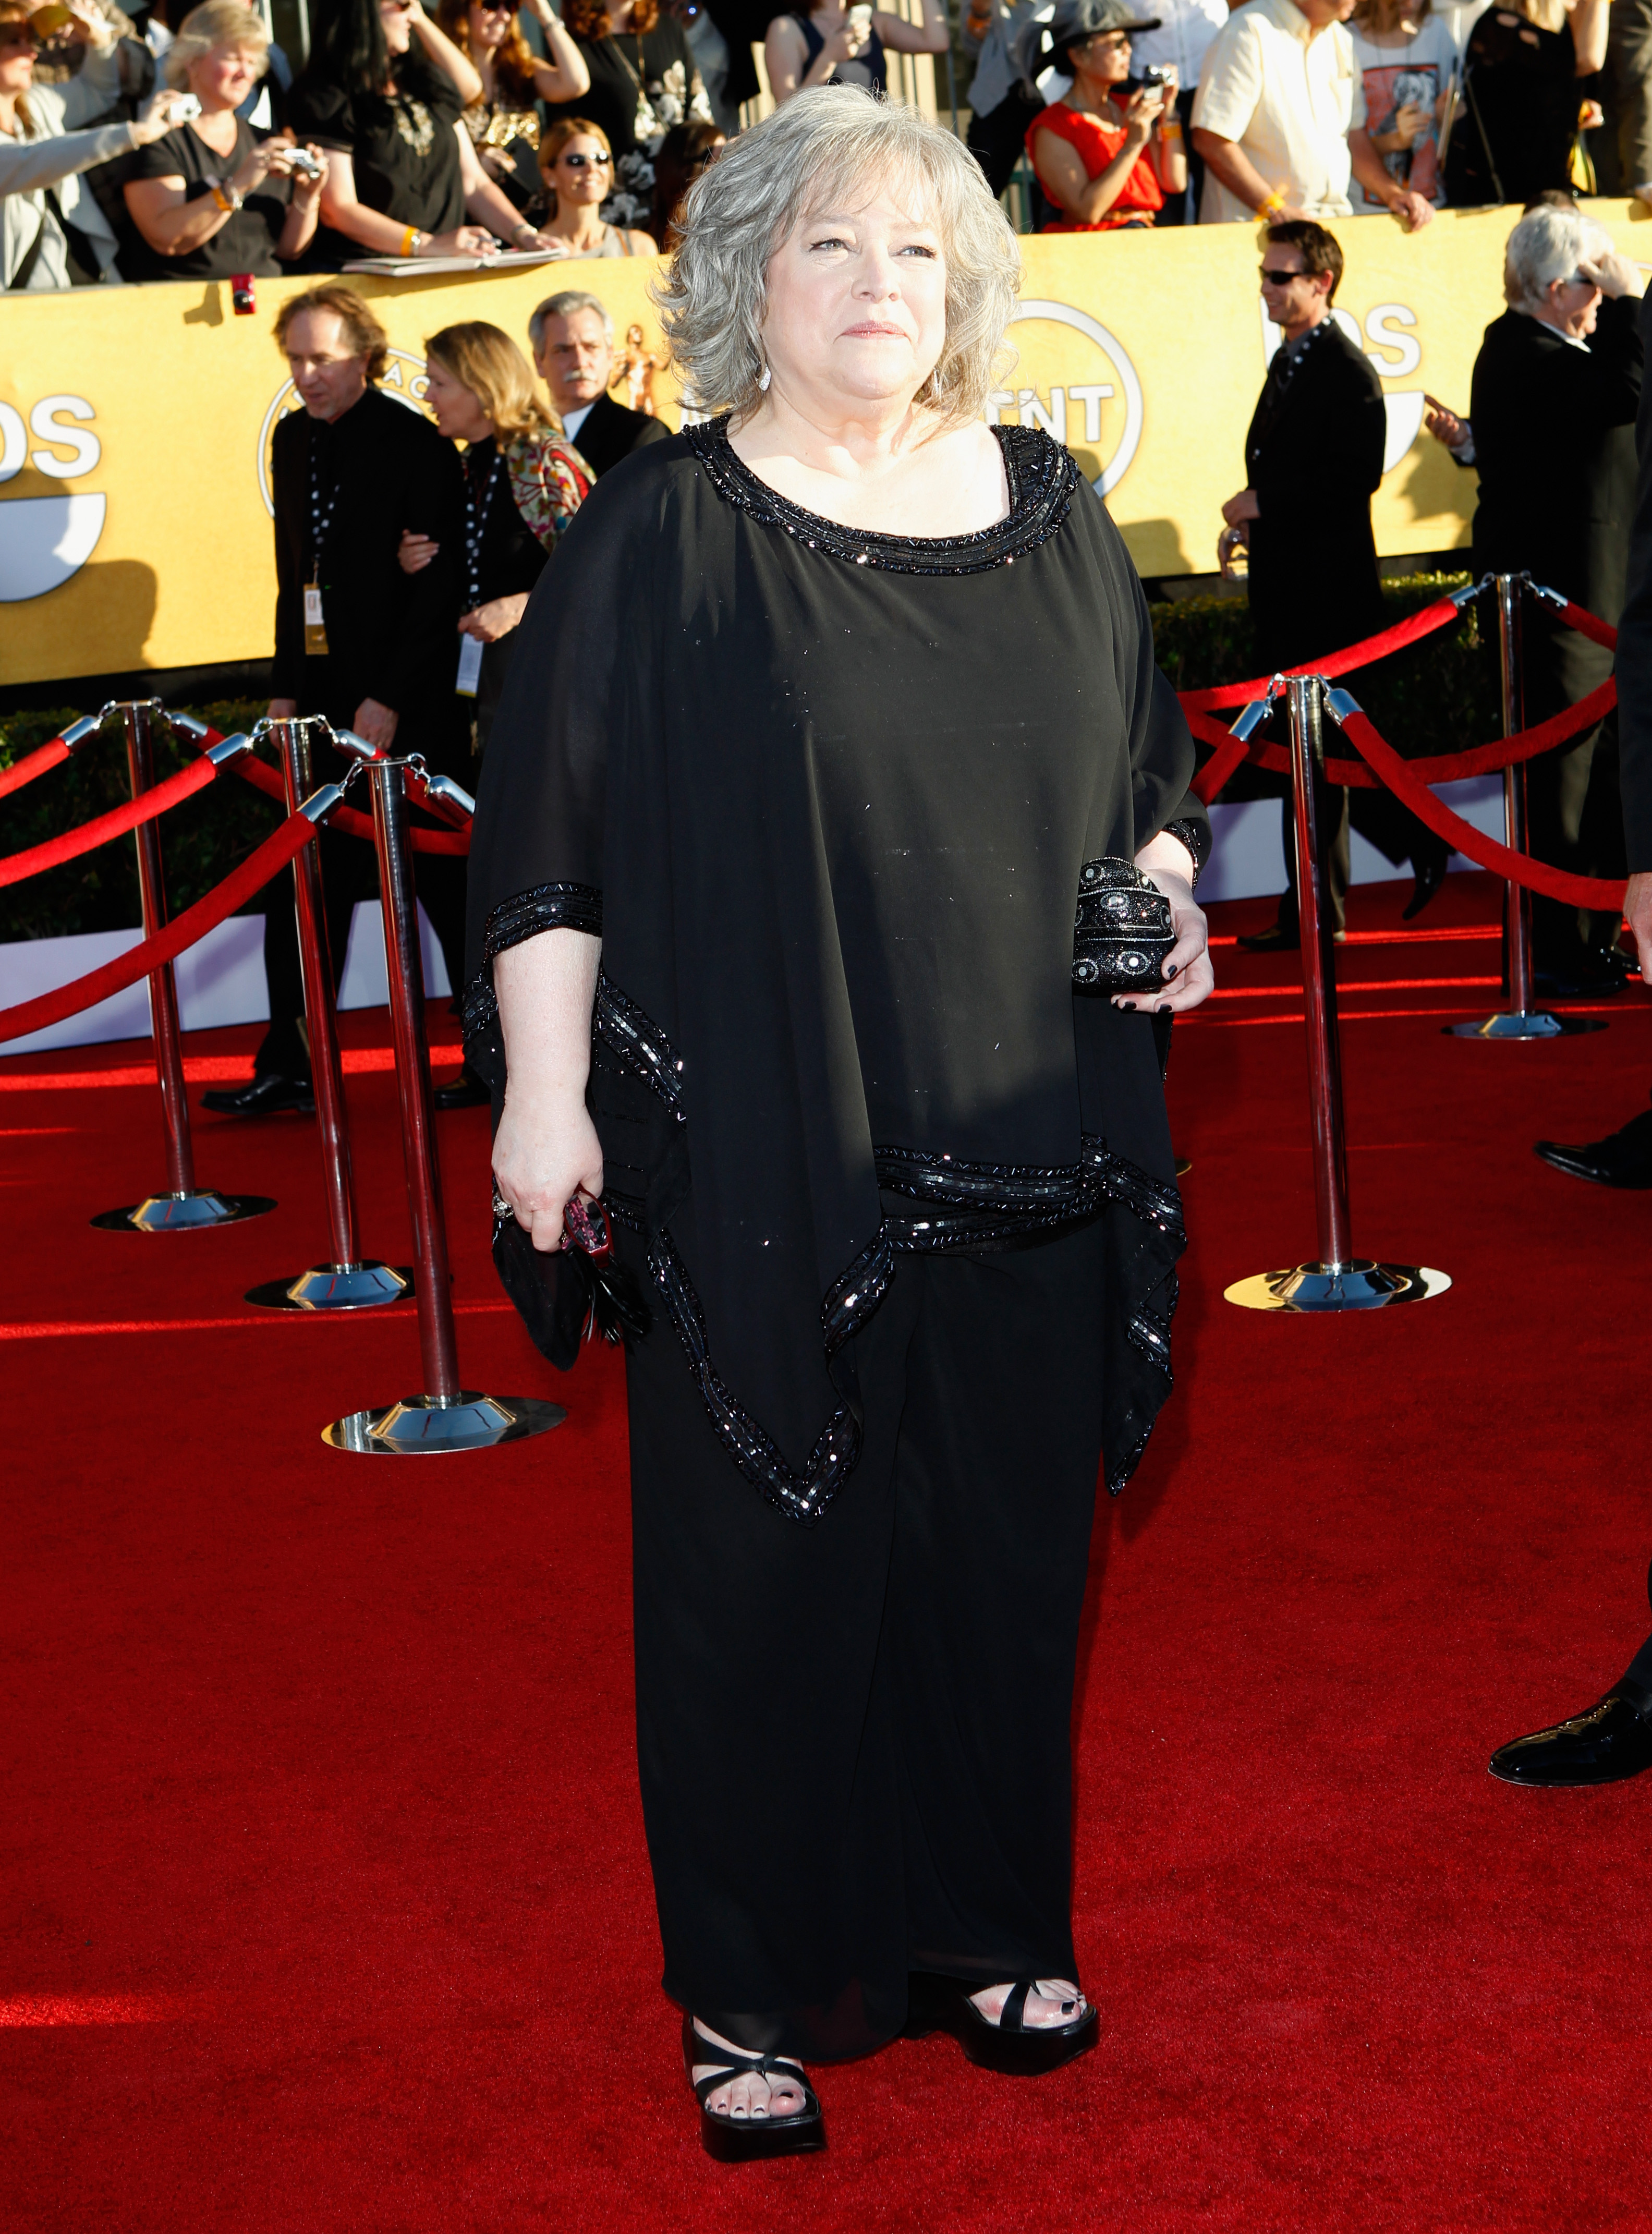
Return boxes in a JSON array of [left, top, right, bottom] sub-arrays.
[[969, 1978, 1088, 2029]]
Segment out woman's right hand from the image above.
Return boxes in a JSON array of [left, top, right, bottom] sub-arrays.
[[1391, 99, 1429, 147], [423, 224, 501, 256], [1123, 82, 1165, 142], [823, 14, 870, 62], [130, 89, 191, 145], [492, 1089, 604, 1253]]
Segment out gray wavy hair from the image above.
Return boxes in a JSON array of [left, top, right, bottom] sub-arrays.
[[165, 0, 269, 86], [652, 86, 1021, 429], [1504, 203, 1612, 309]]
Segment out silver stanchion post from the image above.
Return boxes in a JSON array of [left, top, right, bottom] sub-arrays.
[[321, 743, 564, 1453], [245, 717, 412, 1310], [91, 700, 275, 1233], [1448, 573, 1604, 1039], [1226, 675, 1450, 1312]]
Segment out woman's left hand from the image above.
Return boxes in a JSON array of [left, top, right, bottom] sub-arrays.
[[459, 594, 529, 643], [1117, 840, 1212, 1015], [398, 527, 439, 574]]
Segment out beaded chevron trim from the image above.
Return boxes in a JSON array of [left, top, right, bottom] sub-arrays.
[[683, 415, 1079, 577]]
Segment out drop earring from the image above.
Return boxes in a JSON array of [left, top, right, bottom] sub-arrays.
[[757, 362, 772, 391]]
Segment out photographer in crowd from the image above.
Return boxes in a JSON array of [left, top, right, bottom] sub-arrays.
[[204, 284, 468, 1121], [289, 0, 553, 267], [122, 0, 324, 279], [1428, 203, 1643, 994], [0, 0, 178, 286], [528, 287, 669, 472], [1019, 0, 1187, 234]]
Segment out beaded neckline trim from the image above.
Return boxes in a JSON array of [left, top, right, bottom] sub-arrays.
[[682, 414, 1080, 577]]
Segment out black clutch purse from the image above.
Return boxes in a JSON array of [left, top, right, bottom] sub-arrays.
[[1072, 858, 1175, 992], [491, 1193, 652, 1372]]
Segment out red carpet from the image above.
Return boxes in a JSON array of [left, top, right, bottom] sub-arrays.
[[5, 876, 1652, 2233]]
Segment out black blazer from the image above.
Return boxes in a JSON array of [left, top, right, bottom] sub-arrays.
[[1469, 299, 1642, 624], [1243, 319, 1387, 674], [271, 386, 465, 750], [570, 390, 671, 480], [1611, 292, 1652, 872]]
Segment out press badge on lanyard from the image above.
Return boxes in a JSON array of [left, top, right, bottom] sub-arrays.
[[303, 581, 330, 656], [307, 446, 337, 657], [457, 450, 502, 699]]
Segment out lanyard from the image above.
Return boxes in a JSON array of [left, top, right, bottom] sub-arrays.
[[308, 436, 339, 583], [464, 448, 503, 608]]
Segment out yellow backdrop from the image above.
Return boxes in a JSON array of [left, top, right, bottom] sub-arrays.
[[2, 201, 1645, 686]]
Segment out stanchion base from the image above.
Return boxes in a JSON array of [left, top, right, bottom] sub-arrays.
[[1224, 1259, 1452, 1313], [245, 1261, 414, 1312], [91, 1190, 277, 1232], [322, 1390, 566, 1454], [1444, 1010, 1607, 1039]]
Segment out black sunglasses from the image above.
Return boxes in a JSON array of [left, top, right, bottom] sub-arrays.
[[1259, 265, 1310, 285], [558, 149, 612, 169]]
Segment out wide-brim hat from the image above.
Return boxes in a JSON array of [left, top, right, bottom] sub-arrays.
[[1023, 0, 1161, 75]]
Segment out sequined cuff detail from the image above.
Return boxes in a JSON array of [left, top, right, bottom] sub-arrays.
[[482, 881, 603, 958], [1161, 819, 1209, 889], [594, 969, 686, 1122], [466, 882, 605, 1040]]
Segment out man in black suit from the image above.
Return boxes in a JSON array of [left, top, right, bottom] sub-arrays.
[[203, 284, 467, 1119], [1219, 221, 1445, 951], [1484, 284, 1652, 1790], [1456, 202, 1642, 997], [528, 289, 671, 479]]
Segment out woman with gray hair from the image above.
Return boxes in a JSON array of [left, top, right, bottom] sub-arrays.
[[467, 82, 1210, 2160], [1434, 201, 1645, 988]]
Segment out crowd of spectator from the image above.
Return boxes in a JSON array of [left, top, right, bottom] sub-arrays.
[[11, 0, 1652, 287]]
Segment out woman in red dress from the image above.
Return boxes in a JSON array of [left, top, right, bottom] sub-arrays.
[[1022, 0, 1185, 230]]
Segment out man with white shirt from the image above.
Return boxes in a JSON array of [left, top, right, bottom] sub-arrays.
[[1191, 0, 1432, 229], [1128, 0, 1227, 222], [528, 290, 670, 479]]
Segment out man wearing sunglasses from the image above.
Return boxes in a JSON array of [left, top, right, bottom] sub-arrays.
[[1219, 221, 1416, 950]]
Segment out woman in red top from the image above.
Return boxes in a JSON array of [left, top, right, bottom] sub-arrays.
[[1022, 0, 1184, 230]]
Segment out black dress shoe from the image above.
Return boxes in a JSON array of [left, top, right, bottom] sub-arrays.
[[1533, 1108, 1652, 1188], [1236, 921, 1345, 953], [201, 1071, 314, 1118], [432, 1064, 490, 1111], [1489, 1684, 1652, 1787], [1533, 950, 1622, 1000], [1402, 851, 1448, 921]]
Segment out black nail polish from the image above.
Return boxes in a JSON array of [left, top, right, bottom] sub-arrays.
[[1156, 1003, 1172, 1014], [1165, 961, 1178, 978]]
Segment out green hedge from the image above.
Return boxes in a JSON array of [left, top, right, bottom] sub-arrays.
[[0, 573, 1496, 944]]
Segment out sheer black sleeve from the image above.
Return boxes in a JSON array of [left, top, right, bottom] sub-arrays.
[[463, 441, 672, 1051]]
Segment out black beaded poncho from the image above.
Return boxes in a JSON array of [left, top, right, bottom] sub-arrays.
[[464, 417, 1208, 1522]]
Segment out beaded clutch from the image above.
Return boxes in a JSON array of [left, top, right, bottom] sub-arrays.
[[1072, 858, 1175, 993]]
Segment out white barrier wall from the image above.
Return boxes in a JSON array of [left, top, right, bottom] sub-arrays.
[[0, 900, 453, 1056], [1, 782, 1508, 1056]]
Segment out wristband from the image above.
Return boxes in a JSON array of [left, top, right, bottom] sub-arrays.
[[210, 179, 242, 213], [402, 224, 420, 255], [511, 220, 537, 242], [1159, 117, 1182, 140], [1256, 190, 1285, 218]]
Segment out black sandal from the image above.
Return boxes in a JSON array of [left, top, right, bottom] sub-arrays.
[[683, 2014, 826, 2163], [903, 1972, 1099, 2076]]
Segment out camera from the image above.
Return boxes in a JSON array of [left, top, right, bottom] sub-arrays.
[[285, 147, 325, 181], [1141, 63, 1170, 87], [171, 91, 201, 120]]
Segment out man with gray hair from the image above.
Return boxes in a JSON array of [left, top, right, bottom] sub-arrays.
[[528, 288, 669, 478], [1428, 203, 1644, 995]]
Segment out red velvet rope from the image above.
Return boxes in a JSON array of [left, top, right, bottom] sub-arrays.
[[1336, 709, 1628, 909], [1190, 677, 1618, 800], [0, 809, 322, 1045], [186, 724, 469, 855], [0, 754, 220, 890], [1177, 594, 1464, 714], [0, 736, 72, 804], [1553, 598, 1619, 652]]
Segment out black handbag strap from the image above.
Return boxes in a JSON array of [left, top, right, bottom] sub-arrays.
[[12, 188, 100, 289]]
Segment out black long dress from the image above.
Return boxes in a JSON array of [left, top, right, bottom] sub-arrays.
[[464, 418, 1206, 2059]]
